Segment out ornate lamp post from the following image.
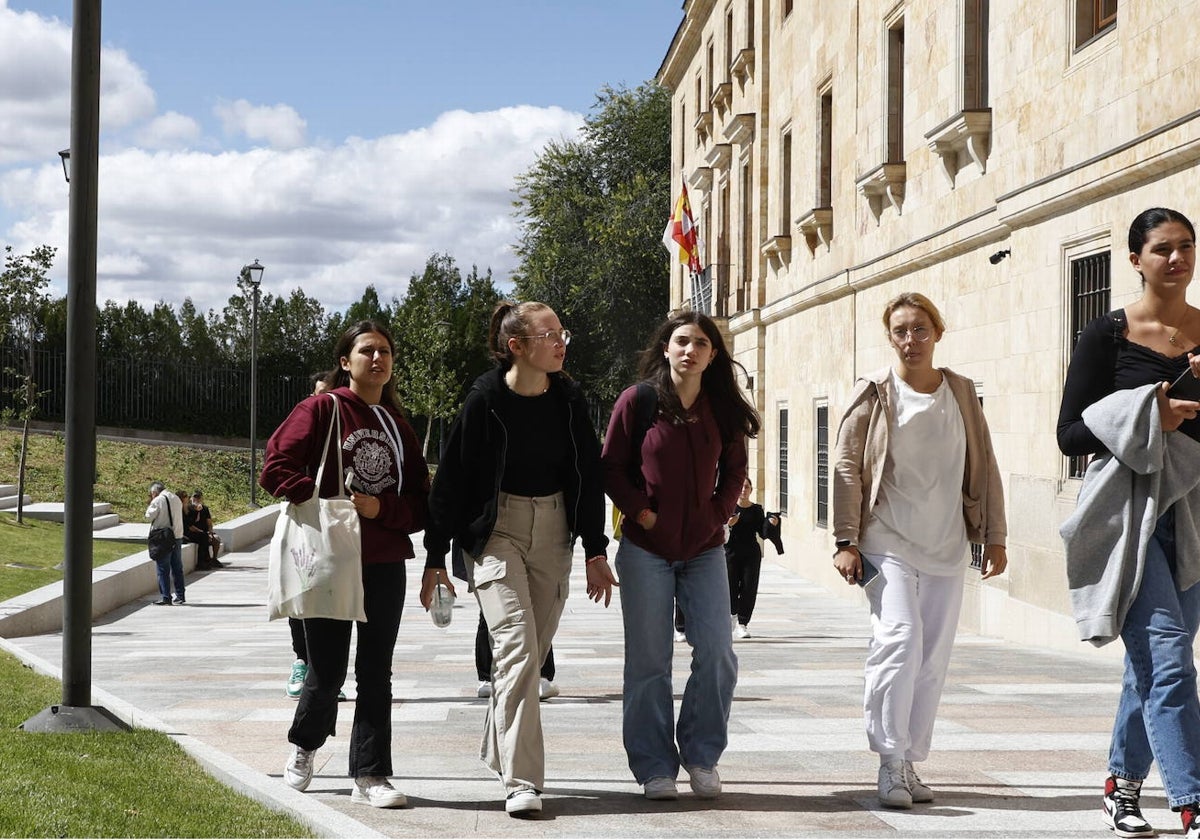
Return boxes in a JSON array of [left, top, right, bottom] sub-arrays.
[[241, 259, 265, 506]]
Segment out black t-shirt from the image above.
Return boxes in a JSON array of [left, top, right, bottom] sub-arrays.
[[498, 386, 569, 497], [1058, 309, 1200, 455], [727, 502, 765, 555]]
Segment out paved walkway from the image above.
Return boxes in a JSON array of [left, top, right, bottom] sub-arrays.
[[1, 537, 1149, 838]]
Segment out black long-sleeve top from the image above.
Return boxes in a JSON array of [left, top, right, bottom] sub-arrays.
[[1057, 309, 1200, 456]]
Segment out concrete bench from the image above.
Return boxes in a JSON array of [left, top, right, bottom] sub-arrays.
[[212, 504, 281, 552]]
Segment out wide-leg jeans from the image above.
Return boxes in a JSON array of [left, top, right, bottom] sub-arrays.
[[615, 540, 737, 783], [289, 561, 405, 778], [1108, 511, 1200, 808]]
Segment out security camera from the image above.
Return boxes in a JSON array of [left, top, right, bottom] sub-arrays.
[[989, 249, 1011, 265]]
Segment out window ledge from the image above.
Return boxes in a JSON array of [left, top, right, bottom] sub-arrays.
[[855, 162, 907, 222], [731, 48, 755, 86], [693, 109, 714, 144], [723, 112, 755, 146], [924, 109, 991, 187], [761, 235, 792, 268], [704, 143, 732, 170], [710, 82, 732, 118], [795, 207, 833, 254], [688, 166, 713, 193]]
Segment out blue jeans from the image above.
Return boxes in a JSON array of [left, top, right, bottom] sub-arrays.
[[1109, 511, 1200, 808], [290, 562, 405, 777], [615, 540, 737, 783], [155, 539, 185, 600]]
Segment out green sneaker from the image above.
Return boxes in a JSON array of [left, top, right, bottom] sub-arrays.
[[286, 659, 307, 699]]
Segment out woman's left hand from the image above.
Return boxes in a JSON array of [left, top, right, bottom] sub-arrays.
[[419, 568, 457, 610], [350, 492, 380, 519], [585, 557, 618, 607], [981, 544, 1008, 580]]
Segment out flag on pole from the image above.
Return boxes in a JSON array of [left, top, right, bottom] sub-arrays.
[[662, 183, 702, 274]]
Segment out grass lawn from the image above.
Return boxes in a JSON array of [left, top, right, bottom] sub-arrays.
[[0, 516, 139, 603], [0, 649, 314, 838]]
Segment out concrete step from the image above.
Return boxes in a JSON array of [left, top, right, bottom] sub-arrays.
[[20, 502, 112, 522], [0, 484, 16, 496], [92, 513, 121, 530], [0, 494, 32, 511]]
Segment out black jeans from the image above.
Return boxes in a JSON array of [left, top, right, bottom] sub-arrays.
[[726, 546, 762, 625], [475, 610, 554, 682], [289, 562, 405, 777]]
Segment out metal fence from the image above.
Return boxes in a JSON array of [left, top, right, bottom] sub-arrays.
[[0, 341, 310, 439]]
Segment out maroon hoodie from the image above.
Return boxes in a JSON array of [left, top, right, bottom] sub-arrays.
[[602, 386, 746, 564], [260, 387, 429, 565]]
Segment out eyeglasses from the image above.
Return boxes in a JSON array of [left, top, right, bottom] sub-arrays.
[[519, 329, 572, 345], [890, 326, 933, 343]]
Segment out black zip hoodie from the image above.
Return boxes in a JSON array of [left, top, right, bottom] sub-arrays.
[[423, 367, 608, 568]]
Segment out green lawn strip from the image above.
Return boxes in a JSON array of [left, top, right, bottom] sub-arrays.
[[0, 650, 313, 838], [0, 516, 140, 603]]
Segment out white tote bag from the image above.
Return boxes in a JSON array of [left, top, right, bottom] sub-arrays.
[[267, 394, 366, 622]]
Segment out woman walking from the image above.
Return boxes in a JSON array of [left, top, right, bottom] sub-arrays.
[[602, 311, 757, 801], [260, 320, 429, 809], [832, 292, 1007, 809], [1058, 208, 1200, 839], [421, 301, 616, 817], [726, 477, 777, 639]]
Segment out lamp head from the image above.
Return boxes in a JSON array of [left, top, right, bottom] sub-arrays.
[[241, 259, 265, 288], [58, 148, 70, 183]]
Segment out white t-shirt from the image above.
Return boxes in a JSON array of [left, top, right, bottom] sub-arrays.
[[858, 369, 968, 576]]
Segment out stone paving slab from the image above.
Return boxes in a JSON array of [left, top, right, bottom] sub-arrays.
[[2, 535, 1151, 838]]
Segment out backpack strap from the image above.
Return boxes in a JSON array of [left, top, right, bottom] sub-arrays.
[[628, 382, 658, 489]]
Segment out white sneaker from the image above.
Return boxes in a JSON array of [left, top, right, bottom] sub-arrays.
[[878, 760, 913, 809], [505, 788, 542, 815], [904, 760, 933, 803], [643, 776, 679, 800], [476, 680, 492, 698], [685, 765, 722, 798], [733, 623, 750, 639], [284, 745, 315, 791], [539, 677, 560, 700], [674, 630, 687, 643], [351, 776, 407, 808]]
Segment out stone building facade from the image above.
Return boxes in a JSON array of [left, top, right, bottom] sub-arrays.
[[657, 0, 1200, 654]]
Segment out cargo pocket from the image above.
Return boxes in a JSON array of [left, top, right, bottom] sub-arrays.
[[468, 555, 507, 593]]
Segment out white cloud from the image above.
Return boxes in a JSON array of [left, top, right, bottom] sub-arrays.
[[1, 106, 583, 313], [0, 2, 155, 165], [0, 3, 585, 317], [136, 111, 201, 150], [215, 99, 307, 150]]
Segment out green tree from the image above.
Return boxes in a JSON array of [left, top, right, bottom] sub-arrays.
[[0, 244, 55, 522], [512, 82, 672, 410], [393, 254, 500, 456]]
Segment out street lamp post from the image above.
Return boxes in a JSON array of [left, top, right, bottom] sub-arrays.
[[241, 260, 265, 507]]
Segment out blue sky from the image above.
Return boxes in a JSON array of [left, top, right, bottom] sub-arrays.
[[0, 0, 682, 312]]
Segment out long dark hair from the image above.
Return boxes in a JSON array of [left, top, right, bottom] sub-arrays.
[[328, 320, 402, 412], [636, 311, 760, 442]]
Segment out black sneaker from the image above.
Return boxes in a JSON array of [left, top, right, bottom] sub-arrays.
[[1181, 803, 1200, 840], [173, 596, 186, 605], [1102, 775, 1155, 838], [153, 598, 172, 606]]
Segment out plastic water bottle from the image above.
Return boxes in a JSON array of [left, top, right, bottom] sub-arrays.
[[431, 583, 454, 628]]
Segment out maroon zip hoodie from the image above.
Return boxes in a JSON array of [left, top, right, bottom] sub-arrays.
[[259, 387, 429, 565], [602, 385, 746, 563]]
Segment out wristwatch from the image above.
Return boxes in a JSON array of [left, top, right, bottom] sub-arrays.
[[835, 539, 853, 550]]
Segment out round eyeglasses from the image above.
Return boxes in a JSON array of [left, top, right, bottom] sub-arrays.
[[890, 326, 933, 343], [519, 329, 572, 345]]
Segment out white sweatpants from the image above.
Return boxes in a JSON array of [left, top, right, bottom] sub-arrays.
[[862, 553, 965, 763]]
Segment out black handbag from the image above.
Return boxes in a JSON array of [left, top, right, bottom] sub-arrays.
[[147, 527, 174, 561]]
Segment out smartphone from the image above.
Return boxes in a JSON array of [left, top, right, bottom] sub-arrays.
[[344, 469, 366, 495], [1167, 368, 1200, 402]]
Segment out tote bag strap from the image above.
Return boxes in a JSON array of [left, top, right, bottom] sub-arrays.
[[313, 393, 347, 499], [370, 404, 405, 494]]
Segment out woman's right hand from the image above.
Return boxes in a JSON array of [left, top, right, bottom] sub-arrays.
[[833, 546, 862, 585], [419, 568, 456, 611], [1157, 380, 1200, 431]]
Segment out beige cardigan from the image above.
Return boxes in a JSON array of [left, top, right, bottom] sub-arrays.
[[831, 367, 1007, 549]]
